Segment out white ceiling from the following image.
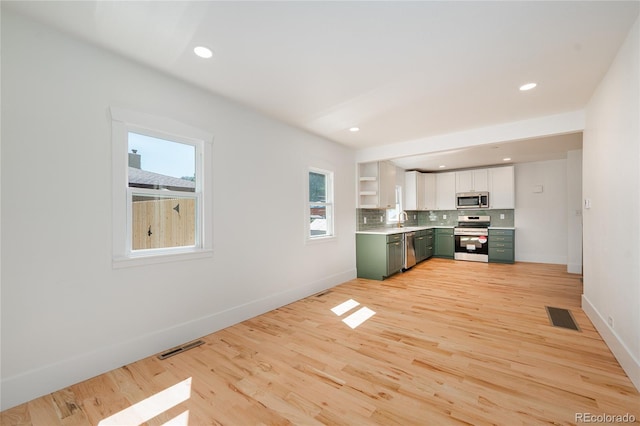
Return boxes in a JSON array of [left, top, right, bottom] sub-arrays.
[[5, 1, 639, 169]]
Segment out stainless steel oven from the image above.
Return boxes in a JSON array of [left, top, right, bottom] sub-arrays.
[[454, 215, 490, 262]]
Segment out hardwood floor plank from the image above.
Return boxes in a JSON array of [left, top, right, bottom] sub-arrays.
[[2, 260, 639, 425]]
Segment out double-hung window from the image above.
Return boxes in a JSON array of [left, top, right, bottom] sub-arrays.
[[111, 108, 213, 266], [308, 168, 334, 240]]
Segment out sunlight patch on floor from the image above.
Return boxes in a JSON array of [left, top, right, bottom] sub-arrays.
[[331, 299, 375, 329], [98, 377, 191, 425]]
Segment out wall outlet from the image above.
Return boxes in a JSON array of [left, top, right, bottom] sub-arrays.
[[413, 214, 417, 220], [500, 214, 505, 219], [608, 316, 614, 328], [380, 216, 384, 222], [584, 198, 592, 209], [443, 214, 447, 219], [363, 217, 367, 224]]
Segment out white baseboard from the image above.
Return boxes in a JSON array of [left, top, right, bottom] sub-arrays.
[[0, 268, 356, 410], [582, 294, 640, 391]]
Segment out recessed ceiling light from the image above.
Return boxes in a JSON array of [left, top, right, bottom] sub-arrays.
[[519, 82, 537, 91], [503, 157, 512, 161], [349, 127, 360, 132], [438, 165, 446, 169], [193, 46, 213, 59]]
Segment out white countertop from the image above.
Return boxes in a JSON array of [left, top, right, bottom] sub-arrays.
[[356, 225, 453, 235]]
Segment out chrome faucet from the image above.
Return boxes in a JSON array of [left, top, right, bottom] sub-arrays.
[[398, 211, 408, 227]]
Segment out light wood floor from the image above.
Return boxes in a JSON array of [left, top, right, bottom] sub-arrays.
[[2, 260, 639, 425]]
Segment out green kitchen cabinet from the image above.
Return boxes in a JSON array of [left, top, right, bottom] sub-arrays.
[[356, 233, 404, 280], [434, 228, 454, 259], [489, 229, 515, 263], [424, 229, 434, 259], [415, 229, 434, 263], [414, 230, 427, 263]]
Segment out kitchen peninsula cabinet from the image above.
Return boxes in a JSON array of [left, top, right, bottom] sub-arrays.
[[356, 233, 403, 280]]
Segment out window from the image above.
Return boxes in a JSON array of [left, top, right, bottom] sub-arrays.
[[386, 185, 403, 224], [308, 168, 334, 239], [127, 132, 199, 252], [111, 108, 213, 266]]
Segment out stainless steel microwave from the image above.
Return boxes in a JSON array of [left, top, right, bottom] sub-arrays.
[[456, 192, 489, 209]]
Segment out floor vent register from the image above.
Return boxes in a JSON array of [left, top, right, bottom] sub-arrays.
[[157, 339, 205, 360], [545, 306, 580, 331]]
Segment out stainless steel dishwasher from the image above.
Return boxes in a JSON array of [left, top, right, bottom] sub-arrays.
[[403, 231, 417, 270]]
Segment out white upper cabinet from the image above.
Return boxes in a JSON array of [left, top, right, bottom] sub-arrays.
[[424, 173, 437, 210], [406, 171, 437, 210], [358, 161, 397, 209], [488, 166, 515, 208], [455, 169, 489, 193], [435, 172, 456, 210], [404, 171, 423, 210]]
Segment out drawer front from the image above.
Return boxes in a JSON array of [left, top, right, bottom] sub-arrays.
[[489, 247, 514, 263], [489, 241, 513, 249], [387, 233, 403, 243], [425, 235, 434, 245], [416, 229, 427, 237], [435, 228, 453, 235], [490, 235, 513, 244], [489, 229, 514, 237]]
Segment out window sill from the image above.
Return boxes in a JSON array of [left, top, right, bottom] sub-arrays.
[[306, 235, 337, 245], [113, 248, 213, 269]]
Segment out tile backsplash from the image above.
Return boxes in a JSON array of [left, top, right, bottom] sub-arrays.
[[357, 208, 514, 230]]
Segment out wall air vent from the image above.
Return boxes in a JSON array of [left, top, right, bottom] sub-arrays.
[[157, 339, 205, 360]]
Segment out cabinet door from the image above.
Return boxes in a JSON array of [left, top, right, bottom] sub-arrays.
[[424, 173, 437, 210], [414, 235, 426, 262], [489, 166, 515, 208], [405, 171, 423, 210], [472, 169, 489, 191], [387, 240, 404, 275], [456, 171, 474, 193], [379, 161, 397, 209], [456, 169, 488, 192], [435, 172, 456, 210], [434, 230, 454, 258]]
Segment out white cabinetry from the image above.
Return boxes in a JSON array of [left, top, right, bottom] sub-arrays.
[[405, 171, 437, 210], [456, 169, 489, 193], [435, 172, 456, 210], [424, 173, 436, 210], [488, 166, 515, 208], [358, 161, 397, 208], [405, 171, 424, 210]]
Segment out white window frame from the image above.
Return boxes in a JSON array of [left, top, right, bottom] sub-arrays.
[[111, 107, 213, 267], [386, 185, 403, 225], [306, 167, 335, 242]]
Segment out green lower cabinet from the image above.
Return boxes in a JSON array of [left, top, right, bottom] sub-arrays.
[[356, 233, 403, 280], [488, 229, 515, 263], [414, 230, 429, 263], [433, 228, 454, 259]]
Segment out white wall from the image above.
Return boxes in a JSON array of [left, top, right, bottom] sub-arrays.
[[582, 16, 640, 390], [514, 160, 569, 264], [566, 150, 583, 274], [0, 10, 356, 409]]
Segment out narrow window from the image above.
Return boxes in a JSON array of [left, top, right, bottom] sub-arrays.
[[308, 169, 334, 239]]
